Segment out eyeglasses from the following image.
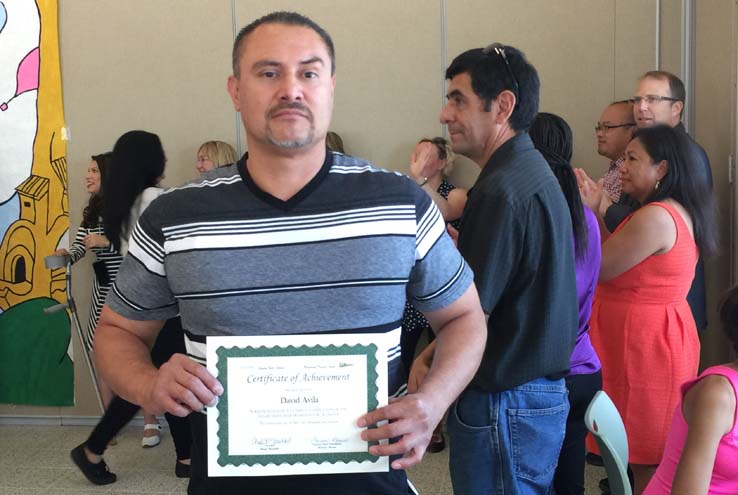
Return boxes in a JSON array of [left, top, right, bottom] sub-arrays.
[[594, 122, 636, 132], [483, 43, 520, 97], [632, 95, 681, 105]]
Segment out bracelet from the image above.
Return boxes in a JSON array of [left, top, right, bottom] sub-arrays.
[[416, 177, 428, 187]]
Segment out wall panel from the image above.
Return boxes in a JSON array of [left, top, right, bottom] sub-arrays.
[[659, 0, 683, 75], [614, 0, 657, 99], [234, 1, 443, 173], [0, 0, 237, 417], [444, 0, 645, 186], [695, 0, 735, 369]]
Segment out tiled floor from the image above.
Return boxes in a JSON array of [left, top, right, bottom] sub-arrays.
[[0, 425, 607, 494], [0, 425, 187, 494]]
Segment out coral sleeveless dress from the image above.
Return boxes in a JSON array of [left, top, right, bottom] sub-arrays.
[[586, 201, 700, 465]]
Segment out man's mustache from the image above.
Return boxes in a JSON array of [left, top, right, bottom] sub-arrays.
[[267, 102, 313, 120]]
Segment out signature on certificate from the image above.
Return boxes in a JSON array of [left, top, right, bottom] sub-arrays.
[[252, 436, 292, 447], [310, 436, 350, 449]]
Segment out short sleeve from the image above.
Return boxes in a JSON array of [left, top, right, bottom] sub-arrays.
[[458, 190, 522, 313]]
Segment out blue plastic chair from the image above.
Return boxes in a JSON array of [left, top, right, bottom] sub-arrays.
[[584, 391, 632, 495]]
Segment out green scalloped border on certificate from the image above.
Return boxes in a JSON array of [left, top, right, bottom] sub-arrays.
[[215, 343, 380, 467]]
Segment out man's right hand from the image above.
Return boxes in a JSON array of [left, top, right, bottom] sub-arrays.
[[143, 353, 223, 417], [357, 391, 443, 470], [52, 248, 69, 257]]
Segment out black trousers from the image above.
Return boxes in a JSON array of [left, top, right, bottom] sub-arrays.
[[86, 317, 192, 460], [553, 370, 602, 495]]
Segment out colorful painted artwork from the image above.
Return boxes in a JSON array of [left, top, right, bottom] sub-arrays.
[[0, 0, 73, 406]]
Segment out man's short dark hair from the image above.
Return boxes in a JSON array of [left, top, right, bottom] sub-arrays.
[[232, 11, 335, 78], [445, 44, 540, 132], [641, 70, 686, 102], [640, 70, 685, 118]]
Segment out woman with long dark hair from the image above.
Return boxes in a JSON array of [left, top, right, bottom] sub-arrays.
[[103, 131, 166, 255], [529, 113, 602, 495], [53, 152, 120, 407], [71, 131, 191, 485], [581, 124, 718, 493], [104, 131, 167, 449]]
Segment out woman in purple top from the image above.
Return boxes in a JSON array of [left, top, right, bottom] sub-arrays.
[[530, 113, 602, 495]]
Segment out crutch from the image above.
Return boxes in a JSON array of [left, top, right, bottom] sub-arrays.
[[44, 254, 105, 414]]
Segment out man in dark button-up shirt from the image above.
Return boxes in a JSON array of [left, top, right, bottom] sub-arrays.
[[434, 43, 578, 495]]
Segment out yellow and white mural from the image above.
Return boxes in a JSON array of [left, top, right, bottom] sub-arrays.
[[0, 0, 73, 406]]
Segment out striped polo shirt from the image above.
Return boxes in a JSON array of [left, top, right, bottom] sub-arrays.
[[106, 150, 473, 402]]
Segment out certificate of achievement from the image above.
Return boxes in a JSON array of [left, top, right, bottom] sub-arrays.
[[206, 333, 390, 477]]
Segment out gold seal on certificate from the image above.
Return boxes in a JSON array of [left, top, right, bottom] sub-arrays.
[[206, 333, 390, 477]]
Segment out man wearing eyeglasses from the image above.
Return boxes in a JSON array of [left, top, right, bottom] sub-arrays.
[[633, 71, 684, 126], [634, 71, 712, 332], [633, 70, 712, 189], [595, 100, 636, 203], [581, 100, 643, 236], [427, 43, 578, 494]]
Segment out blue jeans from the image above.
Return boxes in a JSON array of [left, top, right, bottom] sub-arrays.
[[448, 377, 569, 495]]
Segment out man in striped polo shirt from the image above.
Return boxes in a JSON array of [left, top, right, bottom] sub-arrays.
[[93, 11, 486, 495]]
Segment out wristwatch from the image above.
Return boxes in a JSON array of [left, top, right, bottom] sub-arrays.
[[416, 177, 428, 187]]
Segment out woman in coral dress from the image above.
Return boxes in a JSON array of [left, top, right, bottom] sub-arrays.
[[580, 125, 717, 494]]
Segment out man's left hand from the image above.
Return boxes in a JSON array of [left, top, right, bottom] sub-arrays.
[[356, 392, 442, 470]]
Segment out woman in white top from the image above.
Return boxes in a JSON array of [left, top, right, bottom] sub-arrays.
[[102, 131, 168, 449], [103, 131, 166, 256], [71, 131, 192, 485]]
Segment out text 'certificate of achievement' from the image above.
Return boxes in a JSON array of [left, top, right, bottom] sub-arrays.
[[206, 333, 390, 477]]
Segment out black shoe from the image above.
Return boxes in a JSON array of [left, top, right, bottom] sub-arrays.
[[599, 477, 611, 495], [70, 443, 117, 485], [175, 460, 191, 478], [586, 452, 604, 466]]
